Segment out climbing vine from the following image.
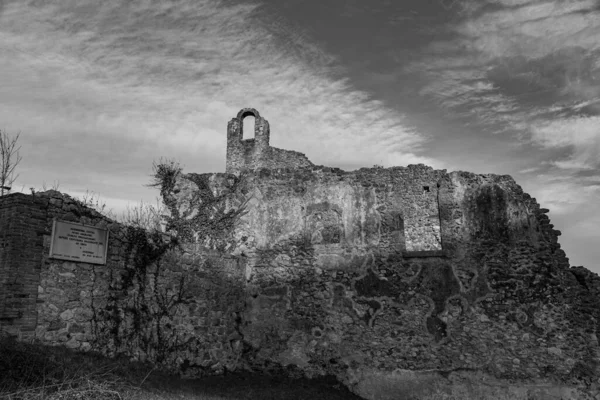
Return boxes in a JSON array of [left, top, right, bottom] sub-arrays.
[[90, 158, 250, 371], [93, 224, 189, 363], [149, 159, 249, 251]]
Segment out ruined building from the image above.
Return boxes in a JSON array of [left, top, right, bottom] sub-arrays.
[[226, 108, 313, 175], [2, 108, 600, 400]]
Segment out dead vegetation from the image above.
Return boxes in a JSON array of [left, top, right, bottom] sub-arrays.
[[0, 335, 364, 400]]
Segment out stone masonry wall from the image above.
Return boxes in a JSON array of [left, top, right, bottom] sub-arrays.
[[166, 165, 600, 400], [229, 164, 444, 259], [3, 155, 600, 400], [266, 146, 314, 172], [0, 190, 247, 374]]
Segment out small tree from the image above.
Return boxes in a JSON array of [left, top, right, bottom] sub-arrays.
[[0, 129, 22, 196], [146, 157, 183, 232], [146, 157, 183, 198]]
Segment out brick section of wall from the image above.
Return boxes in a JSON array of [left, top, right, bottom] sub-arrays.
[[0, 193, 48, 339]]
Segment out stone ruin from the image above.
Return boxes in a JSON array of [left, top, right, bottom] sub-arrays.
[[2, 108, 600, 400]]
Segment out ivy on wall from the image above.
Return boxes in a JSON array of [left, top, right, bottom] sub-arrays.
[[149, 159, 249, 251], [93, 225, 187, 363], [92, 159, 188, 363], [91, 159, 251, 367], [182, 173, 249, 251]]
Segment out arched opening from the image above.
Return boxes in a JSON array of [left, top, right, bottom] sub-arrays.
[[242, 115, 255, 140]]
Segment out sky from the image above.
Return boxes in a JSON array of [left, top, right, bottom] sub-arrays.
[[0, 0, 598, 272]]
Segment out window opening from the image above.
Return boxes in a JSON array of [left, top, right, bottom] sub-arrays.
[[242, 115, 255, 140]]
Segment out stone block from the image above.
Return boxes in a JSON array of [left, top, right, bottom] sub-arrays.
[[60, 309, 74, 321], [48, 319, 67, 331]]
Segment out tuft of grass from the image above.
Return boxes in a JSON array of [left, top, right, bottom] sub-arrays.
[[0, 335, 365, 400]]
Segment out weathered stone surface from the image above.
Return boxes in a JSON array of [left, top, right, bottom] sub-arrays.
[[2, 109, 599, 400], [345, 368, 588, 400], [158, 158, 598, 398], [226, 108, 313, 176]]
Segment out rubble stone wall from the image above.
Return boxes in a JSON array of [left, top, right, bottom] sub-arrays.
[[0, 190, 247, 374], [167, 165, 600, 399], [2, 111, 600, 399]]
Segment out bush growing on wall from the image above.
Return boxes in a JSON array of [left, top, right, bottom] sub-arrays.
[[147, 158, 249, 251], [89, 158, 249, 369]]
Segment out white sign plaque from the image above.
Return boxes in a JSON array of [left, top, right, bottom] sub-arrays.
[[49, 220, 109, 265]]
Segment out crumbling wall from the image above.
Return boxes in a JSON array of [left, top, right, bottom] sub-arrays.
[[267, 147, 314, 171], [168, 166, 600, 400], [228, 164, 444, 259], [0, 190, 247, 375], [225, 108, 313, 175], [3, 154, 600, 400]]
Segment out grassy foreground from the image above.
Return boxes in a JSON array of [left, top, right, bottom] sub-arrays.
[[0, 336, 365, 400]]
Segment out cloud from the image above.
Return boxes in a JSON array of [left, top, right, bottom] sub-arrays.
[[534, 181, 600, 215], [528, 115, 600, 169], [518, 166, 600, 218], [0, 0, 435, 186], [568, 214, 600, 237], [404, 0, 600, 175], [456, 0, 600, 59], [412, 0, 600, 108]]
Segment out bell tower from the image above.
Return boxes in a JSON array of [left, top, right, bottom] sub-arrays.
[[226, 108, 271, 175]]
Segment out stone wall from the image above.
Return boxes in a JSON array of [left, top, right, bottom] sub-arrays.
[[226, 164, 444, 258], [0, 190, 247, 374], [2, 155, 600, 399], [267, 146, 314, 173], [165, 165, 600, 399]]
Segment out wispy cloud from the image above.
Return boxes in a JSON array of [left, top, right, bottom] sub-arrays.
[[528, 115, 600, 170], [0, 0, 437, 194], [408, 0, 600, 167], [461, 0, 600, 56], [530, 175, 600, 214]]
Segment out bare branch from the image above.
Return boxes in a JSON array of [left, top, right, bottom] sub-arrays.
[[74, 190, 116, 219], [118, 197, 168, 232], [0, 129, 22, 196]]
